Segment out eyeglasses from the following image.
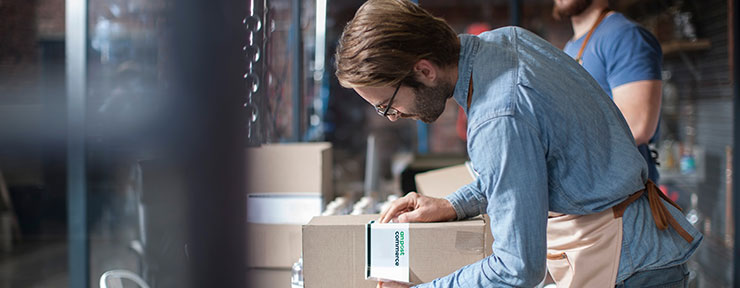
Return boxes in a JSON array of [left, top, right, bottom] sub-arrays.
[[374, 82, 402, 118]]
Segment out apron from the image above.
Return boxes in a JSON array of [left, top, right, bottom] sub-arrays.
[[546, 179, 694, 287], [546, 10, 693, 287]]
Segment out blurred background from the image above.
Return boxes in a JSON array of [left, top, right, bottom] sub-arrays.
[[0, 0, 737, 287]]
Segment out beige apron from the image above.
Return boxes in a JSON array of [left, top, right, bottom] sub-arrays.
[[545, 11, 621, 287], [546, 180, 694, 288]]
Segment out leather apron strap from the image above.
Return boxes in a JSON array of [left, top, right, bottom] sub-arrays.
[[612, 180, 694, 243], [575, 9, 611, 65], [466, 73, 473, 110]]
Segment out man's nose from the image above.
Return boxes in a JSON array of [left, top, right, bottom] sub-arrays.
[[387, 113, 399, 122]]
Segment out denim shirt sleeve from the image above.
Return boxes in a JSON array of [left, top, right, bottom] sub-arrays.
[[445, 176, 487, 220], [416, 115, 549, 287]]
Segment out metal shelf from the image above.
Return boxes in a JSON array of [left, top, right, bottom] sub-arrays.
[[661, 39, 712, 56]]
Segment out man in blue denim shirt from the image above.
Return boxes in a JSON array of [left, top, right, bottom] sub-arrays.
[[335, 0, 702, 287]]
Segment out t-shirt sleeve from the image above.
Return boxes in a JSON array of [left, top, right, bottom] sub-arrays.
[[604, 25, 663, 88]]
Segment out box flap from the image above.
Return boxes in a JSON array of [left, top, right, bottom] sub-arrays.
[[414, 163, 475, 198], [306, 214, 379, 226]]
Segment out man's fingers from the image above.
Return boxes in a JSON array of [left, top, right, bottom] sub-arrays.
[[379, 198, 407, 223], [379, 194, 416, 223], [397, 208, 424, 223]]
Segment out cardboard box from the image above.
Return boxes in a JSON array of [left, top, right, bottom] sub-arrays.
[[303, 214, 493, 287], [247, 268, 293, 288], [247, 193, 321, 269], [246, 142, 333, 203], [246, 143, 332, 269], [247, 223, 302, 269], [414, 163, 476, 198]]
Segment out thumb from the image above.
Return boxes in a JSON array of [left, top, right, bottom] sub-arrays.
[[397, 209, 424, 223]]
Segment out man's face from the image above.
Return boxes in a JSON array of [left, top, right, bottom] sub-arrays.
[[552, 0, 593, 19], [354, 79, 454, 124], [412, 81, 454, 123]]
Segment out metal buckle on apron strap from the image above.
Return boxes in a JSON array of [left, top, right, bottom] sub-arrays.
[[611, 179, 694, 243]]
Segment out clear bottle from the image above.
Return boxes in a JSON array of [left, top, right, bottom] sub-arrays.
[[291, 257, 304, 288]]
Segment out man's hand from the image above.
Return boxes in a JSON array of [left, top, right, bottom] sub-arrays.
[[377, 281, 411, 288], [379, 192, 457, 223]]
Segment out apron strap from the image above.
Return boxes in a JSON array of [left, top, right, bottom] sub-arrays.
[[575, 9, 611, 65], [646, 180, 694, 243], [612, 189, 644, 218], [612, 180, 694, 243], [466, 73, 473, 110]]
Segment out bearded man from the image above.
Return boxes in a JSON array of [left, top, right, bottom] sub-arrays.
[[554, 0, 664, 184], [335, 0, 701, 287]]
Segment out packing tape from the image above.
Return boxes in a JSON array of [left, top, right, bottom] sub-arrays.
[[455, 231, 484, 254]]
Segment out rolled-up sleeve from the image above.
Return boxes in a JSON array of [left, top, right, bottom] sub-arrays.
[[445, 177, 487, 220], [415, 115, 549, 288]]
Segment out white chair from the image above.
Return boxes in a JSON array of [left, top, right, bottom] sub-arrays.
[[99, 269, 150, 288]]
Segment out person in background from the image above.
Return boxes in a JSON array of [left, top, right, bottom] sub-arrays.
[[554, 0, 663, 182], [335, 0, 701, 287]]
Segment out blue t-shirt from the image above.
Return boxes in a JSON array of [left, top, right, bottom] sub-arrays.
[[564, 12, 662, 182]]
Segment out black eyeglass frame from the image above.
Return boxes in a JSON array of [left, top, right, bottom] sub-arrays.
[[376, 82, 402, 118]]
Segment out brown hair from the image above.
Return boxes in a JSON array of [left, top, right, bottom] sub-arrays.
[[335, 0, 460, 88]]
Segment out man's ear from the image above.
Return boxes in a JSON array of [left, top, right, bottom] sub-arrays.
[[413, 59, 438, 86]]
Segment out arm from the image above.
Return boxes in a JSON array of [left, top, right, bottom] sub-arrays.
[[611, 80, 662, 145], [445, 174, 488, 220], [604, 26, 662, 145], [414, 116, 549, 288]]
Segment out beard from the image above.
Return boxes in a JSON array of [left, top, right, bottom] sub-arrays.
[[412, 80, 455, 124], [552, 0, 593, 20]]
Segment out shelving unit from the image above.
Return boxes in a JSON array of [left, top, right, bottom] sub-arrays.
[[661, 39, 712, 56]]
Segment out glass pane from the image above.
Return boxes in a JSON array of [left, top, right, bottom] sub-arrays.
[[0, 0, 68, 286], [86, 0, 179, 286]]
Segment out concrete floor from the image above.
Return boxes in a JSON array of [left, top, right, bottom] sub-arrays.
[[0, 239, 68, 288], [0, 216, 141, 288]]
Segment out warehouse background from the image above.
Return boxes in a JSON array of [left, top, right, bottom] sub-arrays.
[[0, 0, 737, 287]]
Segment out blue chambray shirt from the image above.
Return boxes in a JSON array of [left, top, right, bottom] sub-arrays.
[[415, 27, 702, 288]]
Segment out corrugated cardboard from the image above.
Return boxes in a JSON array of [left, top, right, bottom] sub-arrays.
[[246, 142, 333, 202], [247, 268, 293, 288], [247, 223, 302, 268], [414, 163, 475, 198], [246, 143, 332, 269], [303, 214, 493, 288], [246, 193, 322, 269]]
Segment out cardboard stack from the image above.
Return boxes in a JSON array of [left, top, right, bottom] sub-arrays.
[[302, 214, 493, 287], [246, 142, 332, 286]]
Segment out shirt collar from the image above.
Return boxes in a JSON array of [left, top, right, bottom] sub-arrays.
[[453, 34, 480, 115]]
